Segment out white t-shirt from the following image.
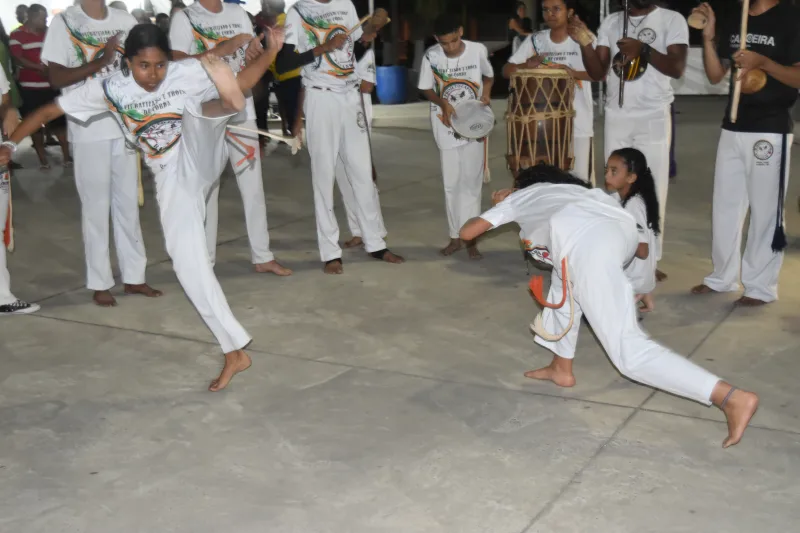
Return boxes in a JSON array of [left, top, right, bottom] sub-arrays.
[[56, 59, 219, 173], [480, 183, 636, 268], [284, 0, 363, 92], [597, 7, 688, 112], [169, 2, 255, 122], [355, 48, 375, 125], [0, 67, 8, 146], [619, 194, 656, 294], [417, 40, 494, 151], [508, 31, 594, 138], [41, 5, 136, 143]]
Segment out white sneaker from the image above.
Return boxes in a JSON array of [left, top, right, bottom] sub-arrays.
[[0, 299, 41, 316]]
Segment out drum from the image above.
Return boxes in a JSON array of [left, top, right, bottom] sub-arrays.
[[506, 68, 576, 179]]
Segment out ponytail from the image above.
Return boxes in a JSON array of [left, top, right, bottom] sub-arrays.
[[610, 148, 661, 236]]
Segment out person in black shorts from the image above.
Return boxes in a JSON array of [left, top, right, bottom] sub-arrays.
[[691, 0, 800, 306]]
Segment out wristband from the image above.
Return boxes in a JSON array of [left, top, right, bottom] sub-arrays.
[[1, 141, 18, 153]]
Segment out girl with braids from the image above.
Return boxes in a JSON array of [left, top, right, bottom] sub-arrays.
[[460, 164, 759, 448], [0, 24, 284, 391], [605, 148, 660, 312]]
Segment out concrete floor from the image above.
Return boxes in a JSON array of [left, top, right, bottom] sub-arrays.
[[1, 97, 799, 533]]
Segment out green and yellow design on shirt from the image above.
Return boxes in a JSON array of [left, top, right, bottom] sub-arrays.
[[62, 16, 123, 69], [431, 65, 480, 106], [296, 9, 354, 78]]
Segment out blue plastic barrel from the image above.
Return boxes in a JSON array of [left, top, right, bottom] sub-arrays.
[[376, 66, 408, 105]]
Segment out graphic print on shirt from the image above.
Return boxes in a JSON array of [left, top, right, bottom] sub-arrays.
[[430, 63, 480, 107], [184, 13, 247, 73], [296, 8, 354, 77], [102, 80, 184, 158], [62, 14, 125, 79], [522, 239, 554, 266]]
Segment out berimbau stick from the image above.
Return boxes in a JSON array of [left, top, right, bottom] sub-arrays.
[[730, 0, 751, 123]]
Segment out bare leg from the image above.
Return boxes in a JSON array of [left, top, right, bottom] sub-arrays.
[[656, 269, 668, 282], [31, 130, 49, 169], [638, 293, 655, 313], [209, 349, 252, 392], [200, 55, 246, 115], [524, 355, 577, 387], [710, 381, 759, 448], [54, 128, 72, 166], [466, 239, 482, 260]]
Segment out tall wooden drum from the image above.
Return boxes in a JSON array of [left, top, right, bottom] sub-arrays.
[[506, 69, 576, 180]]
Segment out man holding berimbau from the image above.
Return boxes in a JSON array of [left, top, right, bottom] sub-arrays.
[[690, 0, 800, 306]]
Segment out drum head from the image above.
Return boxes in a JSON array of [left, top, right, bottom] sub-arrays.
[[451, 100, 496, 139]]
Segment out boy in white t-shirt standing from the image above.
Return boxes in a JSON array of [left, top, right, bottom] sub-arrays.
[[418, 15, 494, 259], [578, 0, 688, 281], [503, 0, 596, 184], [334, 36, 387, 249], [42, 0, 160, 307], [277, 0, 403, 275], [169, 0, 292, 277], [0, 65, 39, 315]]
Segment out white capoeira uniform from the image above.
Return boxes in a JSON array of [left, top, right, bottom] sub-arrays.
[[480, 184, 720, 405], [701, 3, 798, 302], [598, 7, 688, 260], [418, 40, 494, 240], [58, 59, 251, 353], [507, 30, 595, 183], [41, 6, 147, 292], [170, 2, 275, 266], [0, 67, 17, 307], [285, 0, 389, 262], [334, 47, 386, 240], [619, 194, 657, 295]]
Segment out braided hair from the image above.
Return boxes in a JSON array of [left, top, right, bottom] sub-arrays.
[[516, 163, 592, 190], [610, 148, 661, 236]]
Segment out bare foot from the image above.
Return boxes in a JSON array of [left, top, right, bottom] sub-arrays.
[[254, 260, 293, 276], [440, 238, 463, 256], [638, 293, 655, 313], [93, 290, 117, 307], [691, 284, 717, 295], [209, 350, 252, 392], [716, 387, 759, 448], [343, 236, 364, 249], [324, 259, 344, 275], [200, 55, 246, 112], [466, 240, 482, 260], [374, 250, 405, 264], [735, 296, 768, 307], [124, 283, 163, 298], [656, 269, 668, 282], [524, 356, 576, 387]]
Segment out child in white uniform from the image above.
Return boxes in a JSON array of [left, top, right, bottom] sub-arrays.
[[169, 0, 291, 277], [459, 165, 759, 448], [418, 14, 494, 259], [335, 41, 386, 249], [0, 66, 39, 315], [1, 25, 285, 391], [41, 1, 160, 307], [503, 0, 596, 184], [604, 148, 659, 312]]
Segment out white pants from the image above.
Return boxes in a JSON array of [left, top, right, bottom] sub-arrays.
[[604, 106, 671, 260], [0, 171, 15, 305], [205, 118, 274, 266], [152, 101, 251, 354], [440, 142, 485, 239], [73, 139, 147, 291], [572, 135, 594, 185], [305, 88, 387, 261], [535, 210, 720, 405], [703, 130, 793, 302]]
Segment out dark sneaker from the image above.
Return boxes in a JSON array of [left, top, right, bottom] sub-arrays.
[[0, 299, 40, 316]]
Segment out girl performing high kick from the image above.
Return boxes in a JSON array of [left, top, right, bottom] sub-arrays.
[[460, 165, 759, 448], [0, 25, 286, 391]]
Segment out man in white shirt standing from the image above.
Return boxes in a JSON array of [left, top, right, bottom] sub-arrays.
[[503, 0, 596, 184], [418, 14, 494, 259], [579, 0, 688, 281], [169, 0, 292, 277], [42, 0, 161, 307], [277, 0, 404, 275]]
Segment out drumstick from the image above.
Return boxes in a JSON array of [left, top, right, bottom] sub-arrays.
[[3, 171, 14, 253], [730, 0, 751, 123], [226, 125, 302, 155], [137, 154, 144, 208], [483, 137, 491, 183], [348, 8, 390, 36]]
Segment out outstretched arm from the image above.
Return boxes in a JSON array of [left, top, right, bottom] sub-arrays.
[[0, 103, 65, 165], [235, 28, 285, 93]]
